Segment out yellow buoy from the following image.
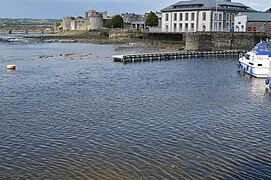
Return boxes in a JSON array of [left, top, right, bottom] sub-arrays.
[[7, 65, 16, 70]]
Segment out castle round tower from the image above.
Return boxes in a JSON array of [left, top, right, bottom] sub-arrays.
[[86, 11, 104, 30]]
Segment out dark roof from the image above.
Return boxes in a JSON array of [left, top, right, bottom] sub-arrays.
[[238, 12, 271, 22], [161, 0, 255, 12], [122, 13, 145, 22]]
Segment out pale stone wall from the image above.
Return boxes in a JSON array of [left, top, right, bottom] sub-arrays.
[[76, 18, 87, 31], [70, 20, 76, 31], [62, 17, 73, 31], [185, 32, 268, 51]]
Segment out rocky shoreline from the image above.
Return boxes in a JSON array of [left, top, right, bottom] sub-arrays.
[[24, 31, 185, 52]]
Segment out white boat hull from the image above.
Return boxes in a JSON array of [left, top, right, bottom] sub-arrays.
[[238, 52, 270, 78]]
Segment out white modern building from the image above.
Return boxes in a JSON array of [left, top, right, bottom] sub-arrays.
[[234, 12, 271, 34], [161, 0, 255, 33]]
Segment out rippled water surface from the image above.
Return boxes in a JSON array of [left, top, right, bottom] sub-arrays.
[[0, 35, 271, 179]]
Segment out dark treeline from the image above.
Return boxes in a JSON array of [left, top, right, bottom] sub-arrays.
[[0, 18, 59, 26]]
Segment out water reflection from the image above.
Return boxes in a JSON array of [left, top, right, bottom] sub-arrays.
[[237, 70, 271, 98]]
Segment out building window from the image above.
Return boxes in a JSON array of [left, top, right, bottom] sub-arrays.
[[218, 22, 222, 30], [241, 25, 244, 29], [214, 22, 217, 31], [231, 13, 235, 20], [219, 14, 222, 21], [185, 23, 188, 31], [203, 12, 206, 21], [173, 23, 177, 32], [174, 5, 203, 8], [226, 13, 230, 21], [226, 22, 230, 28], [179, 13, 183, 21], [179, 23, 183, 31], [165, 25, 169, 32], [202, 25, 206, 31], [174, 13, 177, 21], [214, 13, 217, 21], [191, 13, 195, 21], [191, 23, 194, 30], [166, 14, 169, 21], [185, 13, 189, 21]]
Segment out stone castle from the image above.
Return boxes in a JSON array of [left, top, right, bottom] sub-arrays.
[[62, 10, 109, 31]]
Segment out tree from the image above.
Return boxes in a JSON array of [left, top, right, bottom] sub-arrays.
[[55, 20, 61, 27], [266, 8, 271, 13], [105, 19, 112, 28], [106, 15, 124, 28], [145, 11, 158, 27]]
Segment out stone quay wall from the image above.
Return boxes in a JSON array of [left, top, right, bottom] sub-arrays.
[[185, 32, 269, 51], [108, 31, 269, 51]]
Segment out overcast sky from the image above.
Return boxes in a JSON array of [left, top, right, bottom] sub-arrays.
[[0, 0, 270, 19]]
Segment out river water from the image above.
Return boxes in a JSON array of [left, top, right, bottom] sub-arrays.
[[0, 33, 270, 179]]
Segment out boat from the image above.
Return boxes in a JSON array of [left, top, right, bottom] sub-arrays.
[[237, 40, 271, 78]]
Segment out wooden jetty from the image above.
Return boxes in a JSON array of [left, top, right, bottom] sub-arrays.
[[113, 50, 245, 63]]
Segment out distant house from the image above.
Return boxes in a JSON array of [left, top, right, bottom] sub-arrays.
[[160, 0, 255, 33], [234, 12, 271, 34], [121, 13, 146, 30], [120, 12, 161, 30]]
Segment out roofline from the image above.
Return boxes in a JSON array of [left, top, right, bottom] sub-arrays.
[[161, 8, 256, 13], [219, 3, 249, 8], [247, 20, 271, 22]]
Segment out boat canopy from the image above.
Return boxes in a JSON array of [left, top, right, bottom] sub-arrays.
[[252, 42, 271, 57]]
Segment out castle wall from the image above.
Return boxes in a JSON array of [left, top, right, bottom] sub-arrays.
[[62, 17, 73, 31], [89, 15, 103, 30], [62, 11, 104, 31], [76, 19, 87, 31], [70, 20, 76, 31]]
